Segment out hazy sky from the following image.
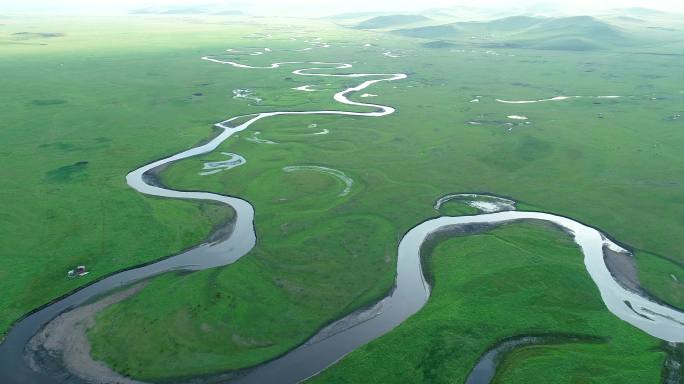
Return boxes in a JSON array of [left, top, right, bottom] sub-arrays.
[[3, 0, 684, 15]]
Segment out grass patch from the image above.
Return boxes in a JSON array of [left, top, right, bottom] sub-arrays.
[[637, 251, 684, 308], [310, 223, 666, 383], [89, 213, 396, 380]]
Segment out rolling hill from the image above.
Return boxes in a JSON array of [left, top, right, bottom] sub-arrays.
[[526, 16, 622, 38], [395, 24, 460, 39], [394, 15, 632, 51], [619, 7, 667, 17], [459, 15, 544, 32], [327, 12, 385, 20], [612, 16, 647, 23], [394, 16, 547, 39], [356, 14, 432, 29]]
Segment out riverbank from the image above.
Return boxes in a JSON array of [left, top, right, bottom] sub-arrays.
[[310, 222, 668, 383], [26, 283, 149, 384]]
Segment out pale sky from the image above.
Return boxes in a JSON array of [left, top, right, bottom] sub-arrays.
[[2, 0, 683, 15]]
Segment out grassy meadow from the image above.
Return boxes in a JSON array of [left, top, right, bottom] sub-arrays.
[[0, 15, 307, 336], [0, 11, 683, 382], [310, 222, 665, 383]]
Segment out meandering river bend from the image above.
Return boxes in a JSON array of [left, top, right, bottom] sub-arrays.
[[1, 53, 682, 384]]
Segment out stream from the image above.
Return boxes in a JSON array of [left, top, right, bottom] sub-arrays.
[[1, 55, 682, 384]]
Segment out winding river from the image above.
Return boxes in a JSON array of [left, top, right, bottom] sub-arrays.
[[1, 53, 683, 384]]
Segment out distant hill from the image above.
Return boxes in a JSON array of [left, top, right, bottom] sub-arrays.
[[619, 7, 666, 16], [460, 16, 543, 31], [395, 24, 460, 39], [421, 6, 510, 21], [327, 12, 385, 20], [612, 16, 646, 23], [525, 16, 622, 39], [356, 15, 432, 29], [394, 15, 631, 51], [395, 16, 546, 39]]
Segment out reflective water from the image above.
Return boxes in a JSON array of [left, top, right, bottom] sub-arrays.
[[2, 57, 682, 384]]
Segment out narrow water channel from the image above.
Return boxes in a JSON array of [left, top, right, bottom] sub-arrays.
[[1, 56, 682, 384]]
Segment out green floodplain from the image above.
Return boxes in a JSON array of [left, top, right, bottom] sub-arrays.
[[1, 9, 683, 383], [311, 222, 664, 383]]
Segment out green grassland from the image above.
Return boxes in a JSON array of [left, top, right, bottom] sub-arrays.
[[310, 222, 665, 383], [0, 15, 340, 336], [1, 11, 683, 382], [491, 342, 671, 384]]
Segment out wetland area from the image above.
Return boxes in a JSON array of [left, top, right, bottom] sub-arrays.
[[1, 4, 683, 384]]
